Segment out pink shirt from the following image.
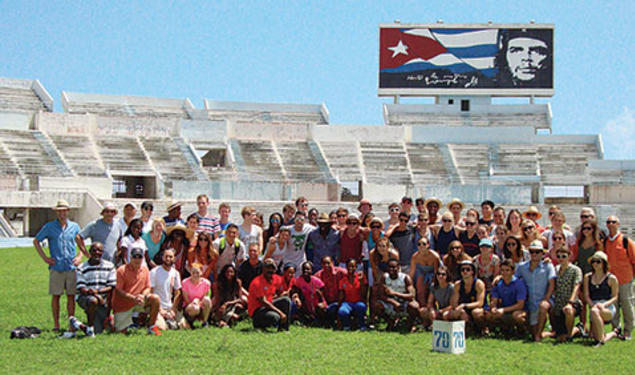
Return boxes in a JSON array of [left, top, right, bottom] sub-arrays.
[[294, 276, 325, 313], [181, 277, 211, 306]]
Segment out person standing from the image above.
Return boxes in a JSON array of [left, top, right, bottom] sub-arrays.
[[75, 202, 122, 263], [604, 215, 635, 340], [33, 199, 83, 337], [194, 194, 220, 238]]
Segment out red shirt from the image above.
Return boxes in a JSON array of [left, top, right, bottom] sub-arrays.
[[112, 264, 151, 313], [315, 266, 347, 303], [248, 274, 283, 316], [339, 272, 367, 303]]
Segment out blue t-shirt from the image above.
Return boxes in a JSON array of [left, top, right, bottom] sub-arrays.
[[142, 231, 166, 261], [490, 275, 528, 308], [515, 261, 556, 312], [35, 219, 81, 272]]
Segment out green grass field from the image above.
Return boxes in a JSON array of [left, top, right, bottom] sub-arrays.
[[0, 247, 631, 374]]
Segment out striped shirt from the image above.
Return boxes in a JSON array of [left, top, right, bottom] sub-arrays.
[[76, 259, 116, 294], [196, 213, 221, 235]]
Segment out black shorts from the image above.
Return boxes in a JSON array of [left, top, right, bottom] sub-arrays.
[[552, 302, 582, 336]]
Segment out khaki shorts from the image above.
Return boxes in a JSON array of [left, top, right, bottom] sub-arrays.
[[49, 270, 77, 296], [114, 305, 166, 332]]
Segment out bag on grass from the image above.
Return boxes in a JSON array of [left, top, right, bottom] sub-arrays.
[[10, 326, 42, 339]]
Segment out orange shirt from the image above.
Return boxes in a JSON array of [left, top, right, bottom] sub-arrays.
[[112, 264, 151, 313], [247, 274, 283, 316], [604, 234, 635, 284]]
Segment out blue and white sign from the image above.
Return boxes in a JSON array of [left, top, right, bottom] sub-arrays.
[[432, 320, 465, 354]]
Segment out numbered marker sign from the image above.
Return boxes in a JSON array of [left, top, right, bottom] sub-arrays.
[[432, 320, 465, 354]]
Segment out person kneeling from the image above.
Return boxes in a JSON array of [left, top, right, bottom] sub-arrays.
[[448, 261, 486, 335], [111, 248, 162, 335], [181, 263, 212, 328], [486, 259, 527, 336], [248, 259, 291, 331], [338, 259, 368, 331], [375, 258, 419, 332]]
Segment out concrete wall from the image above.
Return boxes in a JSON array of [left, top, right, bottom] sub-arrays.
[[38, 176, 112, 200], [0, 112, 32, 130], [0, 176, 19, 191], [362, 183, 408, 203], [172, 180, 337, 202], [36, 112, 95, 134], [590, 185, 635, 204], [0, 191, 85, 208], [230, 122, 310, 141], [312, 124, 408, 143], [411, 126, 536, 144], [96, 116, 178, 137], [181, 119, 228, 141]]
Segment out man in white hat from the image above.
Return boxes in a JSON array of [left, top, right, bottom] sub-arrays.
[[75, 202, 122, 263], [33, 199, 82, 337], [163, 200, 184, 227], [515, 240, 556, 342]]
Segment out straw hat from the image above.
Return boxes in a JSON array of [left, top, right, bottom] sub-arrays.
[[446, 198, 465, 210], [523, 206, 542, 220], [357, 199, 372, 210], [52, 199, 70, 211], [166, 223, 193, 238]]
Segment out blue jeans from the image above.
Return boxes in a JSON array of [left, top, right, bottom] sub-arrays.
[[338, 302, 367, 329]]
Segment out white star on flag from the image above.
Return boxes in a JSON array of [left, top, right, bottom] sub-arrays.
[[388, 40, 409, 58]]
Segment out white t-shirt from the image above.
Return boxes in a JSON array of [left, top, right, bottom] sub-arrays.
[[120, 235, 148, 268], [239, 224, 262, 247], [141, 218, 153, 234], [150, 266, 182, 310], [287, 224, 315, 254]]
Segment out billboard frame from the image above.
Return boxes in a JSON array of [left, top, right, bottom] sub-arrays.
[[377, 23, 555, 98]]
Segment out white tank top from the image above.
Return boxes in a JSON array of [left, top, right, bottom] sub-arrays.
[[384, 272, 407, 295]]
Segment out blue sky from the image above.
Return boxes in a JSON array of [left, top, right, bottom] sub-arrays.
[[1, 1, 633, 159]]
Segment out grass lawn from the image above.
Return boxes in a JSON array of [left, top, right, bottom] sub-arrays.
[[0, 247, 631, 374]]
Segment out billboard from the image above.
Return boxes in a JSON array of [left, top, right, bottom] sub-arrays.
[[378, 24, 554, 96]]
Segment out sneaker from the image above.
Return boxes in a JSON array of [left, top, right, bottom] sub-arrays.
[[69, 316, 82, 331], [576, 322, 587, 338], [59, 331, 76, 339], [624, 335, 632, 341], [147, 325, 162, 336], [85, 326, 95, 338]]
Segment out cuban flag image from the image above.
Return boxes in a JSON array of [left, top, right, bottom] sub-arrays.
[[379, 28, 499, 87]]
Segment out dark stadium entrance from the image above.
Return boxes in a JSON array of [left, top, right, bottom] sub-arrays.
[[112, 175, 157, 199]]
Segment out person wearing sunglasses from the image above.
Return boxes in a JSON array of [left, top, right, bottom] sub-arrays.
[[515, 240, 556, 342], [386, 212, 417, 275], [420, 265, 454, 329], [442, 241, 472, 282], [334, 207, 349, 231], [448, 260, 486, 334], [263, 212, 283, 246], [112, 247, 162, 335], [551, 246, 583, 342], [487, 259, 527, 336], [384, 202, 401, 231], [410, 236, 441, 307], [459, 217, 481, 258], [547, 230, 571, 266], [604, 215, 635, 340], [339, 214, 368, 269], [574, 219, 604, 331], [543, 210, 575, 253], [432, 212, 463, 257], [519, 219, 547, 251], [583, 252, 620, 346]]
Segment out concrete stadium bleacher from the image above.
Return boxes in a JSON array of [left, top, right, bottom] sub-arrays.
[[319, 141, 363, 183], [490, 144, 539, 177], [0, 129, 63, 177], [360, 141, 412, 185], [406, 143, 451, 184], [538, 142, 600, 184], [448, 144, 490, 183], [0, 78, 53, 113], [48, 134, 107, 177], [204, 100, 329, 124], [235, 140, 285, 180], [95, 135, 154, 175], [276, 141, 332, 182], [189, 139, 237, 181], [62, 92, 192, 118], [140, 136, 200, 181]]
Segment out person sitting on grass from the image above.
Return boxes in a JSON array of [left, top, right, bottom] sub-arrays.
[[294, 261, 327, 325], [583, 252, 620, 347], [72, 242, 116, 337], [248, 258, 291, 331], [375, 258, 419, 332], [111, 247, 162, 335], [150, 249, 182, 330], [212, 263, 247, 327], [181, 263, 212, 329], [486, 259, 527, 336], [448, 260, 486, 335], [420, 265, 454, 329], [550, 245, 584, 343], [338, 258, 368, 331]]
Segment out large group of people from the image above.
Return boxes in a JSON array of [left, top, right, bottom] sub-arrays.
[[33, 194, 634, 347]]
